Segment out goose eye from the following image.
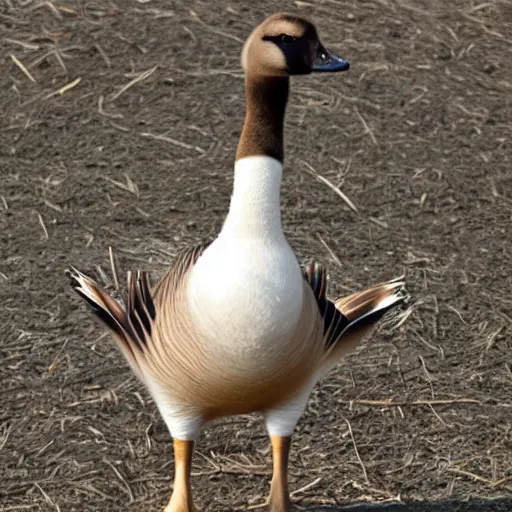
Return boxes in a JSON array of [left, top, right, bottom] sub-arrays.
[[279, 34, 295, 44]]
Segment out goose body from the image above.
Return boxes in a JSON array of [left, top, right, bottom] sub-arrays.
[[67, 13, 408, 512], [188, 156, 305, 358]]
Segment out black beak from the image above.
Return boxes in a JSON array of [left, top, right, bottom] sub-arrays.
[[312, 44, 349, 72]]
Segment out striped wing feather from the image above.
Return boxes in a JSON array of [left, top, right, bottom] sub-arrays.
[[66, 242, 211, 358], [303, 262, 407, 353]]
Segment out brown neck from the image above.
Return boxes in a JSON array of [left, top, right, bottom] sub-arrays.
[[236, 75, 289, 163]]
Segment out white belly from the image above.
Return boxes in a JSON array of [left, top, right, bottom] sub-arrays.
[[185, 155, 305, 367], [186, 235, 304, 360]]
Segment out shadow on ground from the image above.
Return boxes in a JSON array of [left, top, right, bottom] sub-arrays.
[[310, 498, 512, 511]]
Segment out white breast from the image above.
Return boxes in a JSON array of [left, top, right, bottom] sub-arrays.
[[186, 156, 304, 359]]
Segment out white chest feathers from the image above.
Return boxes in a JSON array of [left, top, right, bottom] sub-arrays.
[[186, 156, 304, 354]]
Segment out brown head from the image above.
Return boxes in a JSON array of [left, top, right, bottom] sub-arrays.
[[241, 13, 349, 77], [236, 13, 349, 162]]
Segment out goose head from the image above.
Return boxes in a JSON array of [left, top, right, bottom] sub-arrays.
[[241, 13, 349, 77]]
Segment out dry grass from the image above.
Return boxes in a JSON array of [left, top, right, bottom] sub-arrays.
[[1, 0, 511, 511]]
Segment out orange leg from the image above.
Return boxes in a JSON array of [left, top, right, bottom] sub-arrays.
[[268, 436, 294, 512], [164, 440, 197, 512]]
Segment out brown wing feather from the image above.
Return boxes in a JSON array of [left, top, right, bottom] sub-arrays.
[[66, 242, 212, 371], [151, 241, 212, 304], [303, 262, 408, 354], [303, 262, 350, 350]]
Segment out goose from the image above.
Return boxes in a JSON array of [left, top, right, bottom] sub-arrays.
[[67, 12, 408, 512]]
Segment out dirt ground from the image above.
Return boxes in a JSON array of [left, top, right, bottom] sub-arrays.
[[1, 0, 511, 511]]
